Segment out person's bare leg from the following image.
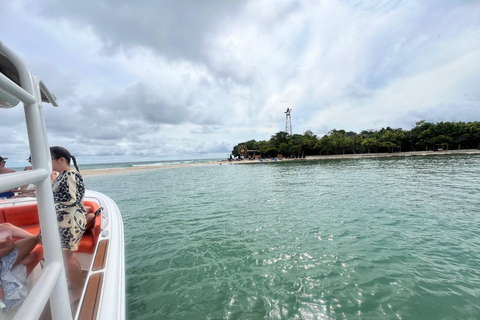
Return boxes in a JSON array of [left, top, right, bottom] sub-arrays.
[[63, 251, 85, 302], [85, 213, 95, 231], [19, 252, 38, 266], [20, 236, 41, 266], [12, 236, 39, 267]]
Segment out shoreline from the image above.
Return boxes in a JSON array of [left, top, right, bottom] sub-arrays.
[[81, 161, 221, 177], [81, 149, 480, 177]]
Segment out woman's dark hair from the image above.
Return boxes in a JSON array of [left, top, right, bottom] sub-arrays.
[[50, 146, 80, 172]]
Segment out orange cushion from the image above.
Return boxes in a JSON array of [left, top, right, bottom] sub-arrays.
[[6, 201, 102, 277], [79, 200, 100, 254], [8, 202, 99, 254], [78, 233, 95, 254], [0, 209, 5, 223], [4, 204, 39, 226], [83, 200, 101, 243], [80, 200, 100, 253]]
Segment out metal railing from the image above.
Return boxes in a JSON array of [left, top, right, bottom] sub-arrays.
[[0, 42, 72, 320]]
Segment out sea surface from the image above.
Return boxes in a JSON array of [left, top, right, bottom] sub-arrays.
[[84, 155, 480, 320]]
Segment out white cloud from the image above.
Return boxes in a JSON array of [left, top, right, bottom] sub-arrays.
[[1, 0, 479, 166]]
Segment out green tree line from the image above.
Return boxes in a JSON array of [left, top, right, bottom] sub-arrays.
[[231, 121, 480, 158]]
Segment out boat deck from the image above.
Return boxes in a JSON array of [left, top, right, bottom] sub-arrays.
[[0, 199, 104, 319]]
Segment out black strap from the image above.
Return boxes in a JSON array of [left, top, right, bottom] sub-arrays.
[[93, 207, 104, 218]]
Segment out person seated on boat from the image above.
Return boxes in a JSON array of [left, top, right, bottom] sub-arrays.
[[0, 155, 36, 198], [0, 223, 41, 310], [0, 156, 16, 199], [83, 206, 101, 234], [24, 156, 33, 171], [50, 146, 88, 303], [0, 156, 14, 175], [25, 155, 61, 181], [18, 156, 60, 196], [16, 156, 36, 197]]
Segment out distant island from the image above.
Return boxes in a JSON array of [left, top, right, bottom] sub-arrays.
[[231, 121, 480, 158]]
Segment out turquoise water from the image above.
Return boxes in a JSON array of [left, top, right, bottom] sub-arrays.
[[84, 155, 480, 320]]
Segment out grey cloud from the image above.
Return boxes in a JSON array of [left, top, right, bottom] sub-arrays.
[[32, 0, 245, 62], [342, 85, 372, 100], [81, 82, 222, 126], [189, 126, 221, 135], [25, 0, 289, 86], [29, 61, 79, 100], [80, 125, 134, 141], [42, 81, 214, 140], [0, 108, 25, 127]]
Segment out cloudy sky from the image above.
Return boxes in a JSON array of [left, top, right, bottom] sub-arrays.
[[1, 0, 479, 166]]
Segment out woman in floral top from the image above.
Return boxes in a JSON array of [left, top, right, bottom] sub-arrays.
[[50, 146, 87, 302]]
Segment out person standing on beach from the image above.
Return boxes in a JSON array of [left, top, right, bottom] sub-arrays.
[[50, 146, 87, 302], [0, 156, 16, 199]]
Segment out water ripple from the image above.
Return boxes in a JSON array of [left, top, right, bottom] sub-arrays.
[[85, 155, 480, 319]]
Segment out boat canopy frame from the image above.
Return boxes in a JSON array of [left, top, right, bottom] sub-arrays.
[[0, 41, 73, 320]]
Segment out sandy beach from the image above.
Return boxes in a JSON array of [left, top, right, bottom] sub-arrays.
[[81, 149, 480, 177], [81, 161, 223, 177]]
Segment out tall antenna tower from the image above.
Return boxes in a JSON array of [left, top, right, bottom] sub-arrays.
[[284, 108, 292, 135]]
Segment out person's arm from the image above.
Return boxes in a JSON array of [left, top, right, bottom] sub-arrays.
[[19, 166, 34, 189], [0, 167, 15, 174], [15, 188, 35, 195], [51, 171, 59, 183], [0, 223, 34, 239], [0, 237, 15, 258]]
